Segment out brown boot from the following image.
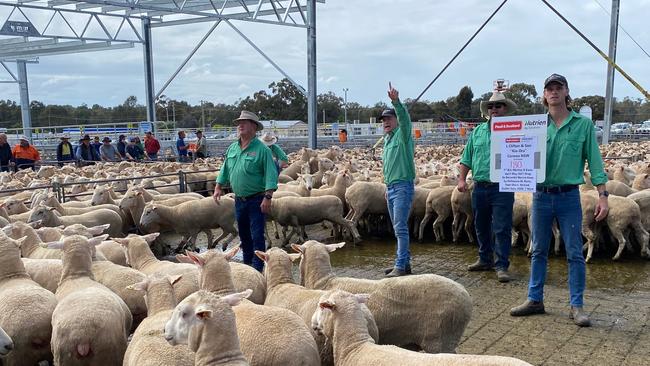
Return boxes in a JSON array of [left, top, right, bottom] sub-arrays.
[[467, 259, 493, 272], [496, 270, 511, 283], [510, 300, 545, 316]]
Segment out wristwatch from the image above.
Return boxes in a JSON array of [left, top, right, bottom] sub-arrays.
[[264, 194, 273, 200], [599, 190, 609, 197]]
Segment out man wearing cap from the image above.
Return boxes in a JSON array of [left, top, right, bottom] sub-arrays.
[[117, 135, 127, 159], [92, 136, 102, 155], [510, 74, 608, 327], [100, 137, 121, 162], [76, 134, 100, 165], [12, 136, 40, 170], [177, 131, 189, 162], [458, 86, 517, 283], [214, 110, 278, 272], [144, 131, 161, 161], [195, 131, 208, 159], [56, 135, 75, 166], [259, 132, 288, 174], [126, 137, 145, 161], [0, 133, 14, 171], [380, 83, 416, 278]]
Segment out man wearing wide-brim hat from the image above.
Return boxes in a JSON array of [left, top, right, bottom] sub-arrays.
[[56, 134, 75, 166], [458, 87, 517, 283], [214, 110, 278, 272], [259, 132, 288, 174]]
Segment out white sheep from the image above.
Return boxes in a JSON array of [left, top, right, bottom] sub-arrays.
[[139, 197, 238, 251], [419, 185, 455, 242], [256, 247, 378, 366], [114, 234, 266, 304], [123, 275, 194, 366], [269, 196, 361, 245], [28, 205, 125, 238], [48, 234, 133, 366], [276, 173, 314, 197], [0, 324, 12, 357], [311, 290, 532, 366], [164, 289, 251, 366], [181, 248, 321, 366], [293, 240, 472, 353], [344, 181, 387, 227], [0, 232, 57, 366]]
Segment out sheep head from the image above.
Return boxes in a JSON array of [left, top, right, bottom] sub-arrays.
[[312, 290, 369, 338]]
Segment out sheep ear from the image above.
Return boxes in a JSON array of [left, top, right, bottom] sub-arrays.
[[28, 220, 43, 228], [88, 234, 109, 247], [223, 246, 239, 261], [126, 278, 149, 292], [113, 238, 129, 247], [168, 274, 183, 285], [44, 241, 64, 250], [87, 224, 110, 235], [254, 250, 269, 262], [185, 251, 205, 267], [319, 300, 335, 310], [141, 233, 160, 243], [288, 253, 301, 262], [13, 236, 27, 248], [175, 254, 192, 264], [221, 289, 253, 307], [325, 242, 345, 252], [354, 294, 370, 304], [195, 306, 213, 321], [291, 244, 304, 254]]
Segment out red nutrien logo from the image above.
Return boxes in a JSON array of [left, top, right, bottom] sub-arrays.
[[492, 121, 523, 131], [505, 137, 521, 143]]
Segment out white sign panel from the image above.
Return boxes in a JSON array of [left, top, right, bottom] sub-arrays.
[[500, 136, 537, 192], [489, 114, 548, 189]]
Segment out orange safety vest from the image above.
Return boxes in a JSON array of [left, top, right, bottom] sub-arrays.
[[12, 144, 40, 161]]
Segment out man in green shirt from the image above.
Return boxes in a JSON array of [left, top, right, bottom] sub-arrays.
[[381, 83, 416, 277], [459, 88, 517, 283], [259, 132, 288, 175], [511, 74, 609, 327], [214, 110, 278, 272]]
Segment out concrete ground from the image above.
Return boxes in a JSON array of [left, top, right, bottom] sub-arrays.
[[326, 240, 650, 366]]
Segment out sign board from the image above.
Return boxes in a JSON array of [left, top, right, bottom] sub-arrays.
[[0, 20, 40, 37], [578, 105, 592, 120], [138, 122, 153, 134], [489, 114, 548, 191]]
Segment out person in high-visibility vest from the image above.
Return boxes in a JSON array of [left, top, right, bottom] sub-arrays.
[[12, 135, 40, 171]]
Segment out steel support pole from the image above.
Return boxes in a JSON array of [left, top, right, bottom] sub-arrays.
[[602, 0, 620, 145], [142, 17, 156, 122], [16, 60, 32, 140], [307, 0, 317, 149]]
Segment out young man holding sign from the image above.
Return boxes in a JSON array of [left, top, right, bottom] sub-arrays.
[[510, 74, 609, 327], [458, 88, 517, 283]]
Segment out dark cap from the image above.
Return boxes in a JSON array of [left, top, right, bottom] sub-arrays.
[[119, 134, 126, 139], [102, 137, 111, 142], [544, 73, 568, 89], [378, 108, 397, 121]]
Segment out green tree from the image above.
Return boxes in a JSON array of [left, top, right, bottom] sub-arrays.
[[572, 95, 605, 121], [454, 86, 474, 118]]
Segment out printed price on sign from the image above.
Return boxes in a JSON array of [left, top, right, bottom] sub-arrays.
[[499, 136, 537, 192]]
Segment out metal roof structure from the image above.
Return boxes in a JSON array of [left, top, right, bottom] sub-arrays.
[[0, 0, 324, 146]]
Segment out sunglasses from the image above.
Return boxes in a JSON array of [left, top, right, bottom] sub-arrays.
[[487, 103, 506, 109]]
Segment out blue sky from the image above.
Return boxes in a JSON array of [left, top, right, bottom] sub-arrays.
[[1, 0, 649, 107]]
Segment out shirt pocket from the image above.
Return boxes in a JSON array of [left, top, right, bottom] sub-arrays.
[[243, 155, 257, 174], [564, 135, 585, 157]]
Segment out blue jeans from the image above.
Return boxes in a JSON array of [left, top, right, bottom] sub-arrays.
[[386, 180, 414, 270], [528, 188, 585, 307], [147, 153, 158, 161], [471, 184, 514, 270], [234, 195, 267, 272]]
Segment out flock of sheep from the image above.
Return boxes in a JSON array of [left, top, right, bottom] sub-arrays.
[[0, 139, 648, 365]]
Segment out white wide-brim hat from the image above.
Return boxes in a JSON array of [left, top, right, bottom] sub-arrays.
[[259, 132, 278, 146], [233, 110, 263, 131], [479, 92, 517, 118]]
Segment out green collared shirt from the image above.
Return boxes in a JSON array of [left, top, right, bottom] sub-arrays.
[[216, 138, 278, 197], [268, 144, 288, 163], [460, 122, 491, 182], [543, 110, 607, 186], [382, 100, 416, 185]]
